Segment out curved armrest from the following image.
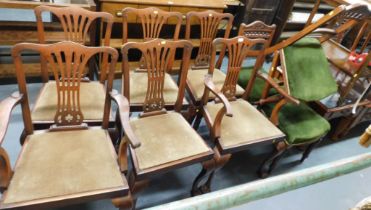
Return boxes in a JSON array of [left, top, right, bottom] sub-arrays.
[[258, 72, 300, 105], [110, 90, 141, 148], [204, 75, 233, 138], [0, 92, 23, 146], [204, 74, 233, 117]]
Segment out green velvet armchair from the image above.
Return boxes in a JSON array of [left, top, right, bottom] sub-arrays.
[[256, 37, 338, 177]]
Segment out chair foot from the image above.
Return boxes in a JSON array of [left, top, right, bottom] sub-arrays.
[[258, 141, 289, 178], [191, 148, 231, 196], [300, 138, 323, 163], [112, 193, 136, 210]]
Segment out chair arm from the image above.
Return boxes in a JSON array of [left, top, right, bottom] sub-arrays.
[[0, 92, 23, 146], [204, 74, 233, 117], [110, 90, 141, 148], [204, 75, 233, 138], [258, 72, 300, 105]]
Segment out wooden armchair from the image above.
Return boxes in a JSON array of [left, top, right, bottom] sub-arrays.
[[121, 7, 185, 112], [255, 36, 339, 177], [0, 41, 131, 209], [236, 21, 277, 102], [311, 5, 370, 139], [32, 5, 114, 130], [185, 10, 236, 121], [191, 36, 285, 195], [116, 39, 214, 209]]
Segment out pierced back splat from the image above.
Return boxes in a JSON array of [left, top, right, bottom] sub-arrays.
[[35, 5, 113, 45], [34, 5, 114, 82], [121, 39, 193, 113], [122, 7, 182, 43], [186, 11, 233, 68], [210, 37, 268, 100], [122, 7, 182, 70]]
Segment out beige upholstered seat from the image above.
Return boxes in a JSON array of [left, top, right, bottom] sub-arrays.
[[206, 99, 284, 150], [32, 81, 106, 122], [129, 112, 212, 172], [2, 129, 126, 205], [187, 69, 245, 101], [129, 72, 183, 106]]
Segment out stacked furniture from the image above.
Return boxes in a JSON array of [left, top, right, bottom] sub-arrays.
[[0, 2, 369, 209]]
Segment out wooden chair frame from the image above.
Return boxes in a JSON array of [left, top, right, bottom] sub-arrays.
[[0, 41, 138, 209], [227, 5, 367, 177], [310, 5, 370, 139], [117, 39, 214, 209], [191, 36, 285, 195]]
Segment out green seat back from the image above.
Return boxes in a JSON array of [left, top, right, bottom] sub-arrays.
[[283, 38, 337, 101]]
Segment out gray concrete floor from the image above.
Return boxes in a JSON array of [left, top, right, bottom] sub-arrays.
[[0, 80, 370, 210]]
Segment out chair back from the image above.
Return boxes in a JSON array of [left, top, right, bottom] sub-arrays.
[[204, 36, 268, 101], [121, 39, 193, 113], [238, 21, 276, 48], [185, 11, 233, 68]]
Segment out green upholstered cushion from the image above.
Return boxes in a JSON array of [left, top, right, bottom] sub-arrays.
[[263, 102, 330, 145], [283, 38, 337, 101], [238, 66, 277, 102]]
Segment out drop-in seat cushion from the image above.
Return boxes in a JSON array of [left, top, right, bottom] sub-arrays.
[[187, 69, 245, 101], [32, 81, 106, 122], [283, 38, 337, 101], [128, 72, 184, 106], [263, 102, 331, 145], [129, 112, 212, 172], [2, 129, 126, 206], [238, 66, 278, 102], [205, 99, 284, 151]]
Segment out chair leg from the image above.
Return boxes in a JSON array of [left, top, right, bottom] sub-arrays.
[[188, 103, 197, 124], [300, 138, 323, 163], [191, 148, 231, 196], [112, 171, 149, 210], [258, 141, 289, 178], [193, 112, 203, 130]]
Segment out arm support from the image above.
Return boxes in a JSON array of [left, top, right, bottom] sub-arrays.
[[204, 75, 233, 138], [110, 90, 141, 148], [258, 72, 300, 105], [0, 92, 23, 145]]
